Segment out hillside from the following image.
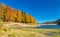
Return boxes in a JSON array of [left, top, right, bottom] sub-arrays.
[[42, 21, 57, 24], [42, 19, 60, 24], [0, 3, 36, 24]]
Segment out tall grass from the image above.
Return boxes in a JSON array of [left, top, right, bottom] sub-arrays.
[[0, 16, 3, 27]]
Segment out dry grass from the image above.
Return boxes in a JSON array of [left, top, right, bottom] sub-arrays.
[[0, 27, 50, 37], [0, 22, 60, 37]]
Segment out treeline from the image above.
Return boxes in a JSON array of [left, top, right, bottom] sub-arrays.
[[56, 19, 60, 25], [0, 3, 36, 24], [42, 19, 60, 24]]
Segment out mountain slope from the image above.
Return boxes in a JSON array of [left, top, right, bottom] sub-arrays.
[[0, 3, 36, 24]]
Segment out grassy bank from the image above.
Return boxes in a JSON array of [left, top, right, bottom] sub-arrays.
[[0, 21, 60, 37], [0, 27, 49, 37], [0, 27, 60, 37], [19, 28, 60, 37]]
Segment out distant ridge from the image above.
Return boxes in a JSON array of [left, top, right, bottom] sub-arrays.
[[42, 19, 60, 24]]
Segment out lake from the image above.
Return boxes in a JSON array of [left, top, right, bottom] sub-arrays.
[[37, 24, 60, 36], [37, 24, 60, 29]]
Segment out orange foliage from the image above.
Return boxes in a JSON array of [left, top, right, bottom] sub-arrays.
[[0, 3, 36, 24]]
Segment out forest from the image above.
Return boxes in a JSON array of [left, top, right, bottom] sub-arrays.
[[0, 3, 36, 24]]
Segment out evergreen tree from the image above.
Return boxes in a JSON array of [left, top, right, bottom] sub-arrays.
[[57, 19, 60, 25]]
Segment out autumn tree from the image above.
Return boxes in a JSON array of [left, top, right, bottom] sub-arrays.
[[14, 10, 18, 22], [21, 11, 24, 23], [0, 3, 36, 24]]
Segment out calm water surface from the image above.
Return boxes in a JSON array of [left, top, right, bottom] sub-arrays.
[[37, 24, 60, 29], [37, 24, 60, 36]]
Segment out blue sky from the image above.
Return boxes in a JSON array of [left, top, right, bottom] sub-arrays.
[[0, 0, 60, 23]]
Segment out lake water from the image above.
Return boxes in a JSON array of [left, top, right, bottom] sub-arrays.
[[37, 24, 60, 29], [37, 24, 60, 36]]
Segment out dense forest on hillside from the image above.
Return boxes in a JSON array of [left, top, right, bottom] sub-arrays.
[[0, 3, 36, 24]]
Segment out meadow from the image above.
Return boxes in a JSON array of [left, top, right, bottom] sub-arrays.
[[0, 26, 60, 37]]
